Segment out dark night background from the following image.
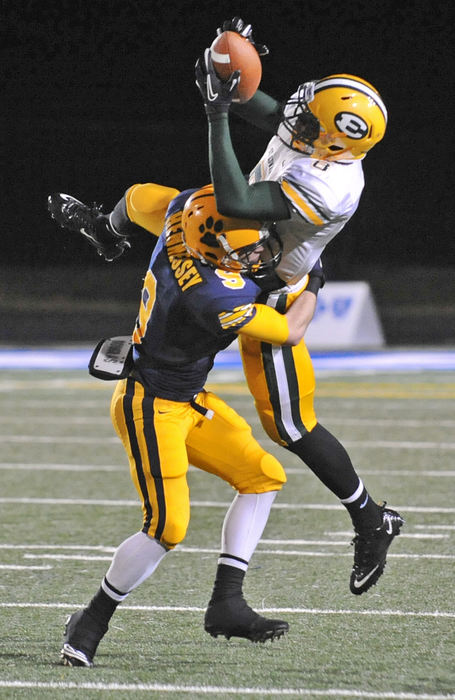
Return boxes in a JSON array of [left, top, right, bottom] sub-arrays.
[[2, 0, 454, 344]]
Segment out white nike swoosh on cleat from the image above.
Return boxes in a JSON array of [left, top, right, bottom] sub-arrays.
[[385, 516, 394, 535], [80, 227, 95, 242], [61, 643, 93, 667], [352, 564, 380, 589]]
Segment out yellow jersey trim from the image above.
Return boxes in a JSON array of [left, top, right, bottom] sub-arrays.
[[218, 304, 256, 330], [281, 179, 325, 226]]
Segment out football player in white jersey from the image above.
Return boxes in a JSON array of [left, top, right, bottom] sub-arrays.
[[195, 17, 404, 595]]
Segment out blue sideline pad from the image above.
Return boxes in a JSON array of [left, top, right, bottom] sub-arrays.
[[1, 347, 455, 372]]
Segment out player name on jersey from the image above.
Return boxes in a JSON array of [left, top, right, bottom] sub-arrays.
[[165, 213, 203, 292]]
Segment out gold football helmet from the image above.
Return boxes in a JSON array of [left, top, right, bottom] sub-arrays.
[[277, 74, 388, 160], [181, 184, 282, 276]]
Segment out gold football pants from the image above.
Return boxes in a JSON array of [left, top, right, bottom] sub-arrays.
[[239, 285, 318, 447], [110, 377, 286, 549]]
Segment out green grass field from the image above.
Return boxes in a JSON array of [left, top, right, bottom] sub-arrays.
[[1, 367, 454, 699]]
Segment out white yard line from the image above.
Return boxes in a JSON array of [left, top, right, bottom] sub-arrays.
[[0, 416, 110, 424], [5, 414, 455, 427], [261, 534, 449, 542], [0, 680, 453, 698], [284, 468, 455, 477], [0, 462, 123, 471], [342, 440, 455, 449], [1, 602, 454, 620], [323, 532, 449, 540], [2, 434, 455, 448], [21, 549, 455, 561], [0, 435, 119, 443], [4, 400, 109, 407], [4, 415, 455, 427], [0, 564, 52, 570], [415, 524, 455, 530], [1, 497, 454, 514], [319, 417, 455, 427], [0, 529, 449, 553], [1, 462, 454, 477], [0, 544, 116, 551]]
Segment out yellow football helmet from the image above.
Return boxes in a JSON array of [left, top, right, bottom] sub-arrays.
[[181, 184, 282, 276], [277, 74, 388, 161]]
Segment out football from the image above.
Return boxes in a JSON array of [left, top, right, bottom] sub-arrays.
[[210, 31, 262, 103]]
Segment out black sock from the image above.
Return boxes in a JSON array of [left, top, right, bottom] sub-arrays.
[[342, 486, 382, 531], [110, 196, 147, 237], [286, 423, 361, 496], [95, 215, 126, 244], [86, 585, 119, 626], [209, 564, 246, 603], [286, 423, 382, 531]]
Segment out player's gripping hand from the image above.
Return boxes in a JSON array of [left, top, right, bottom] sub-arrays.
[[306, 257, 326, 295], [195, 48, 240, 115], [217, 16, 269, 56]]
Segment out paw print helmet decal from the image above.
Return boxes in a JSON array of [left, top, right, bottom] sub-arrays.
[[182, 184, 282, 277]]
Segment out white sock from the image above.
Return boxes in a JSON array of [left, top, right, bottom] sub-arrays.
[[102, 531, 168, 599], [219, 492, 278, 571]]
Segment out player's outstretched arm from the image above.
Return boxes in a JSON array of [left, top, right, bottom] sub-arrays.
[[213, 17, 281, 132], [230, 90, 282, 133], [195, 50, 289, 222], [216, 16, 270, 56]]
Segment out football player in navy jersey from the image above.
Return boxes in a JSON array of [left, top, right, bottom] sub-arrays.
[[47, 17, 403, 628], [53, 184, 323, 667]]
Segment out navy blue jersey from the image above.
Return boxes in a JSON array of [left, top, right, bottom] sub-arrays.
[[131, 190, 261, 400]]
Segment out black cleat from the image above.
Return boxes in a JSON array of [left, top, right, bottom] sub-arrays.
[[350, 503, 405, 595], [47, 193, 130, 261], [60, 608, 108, 667], [204, 595, 289, 643]]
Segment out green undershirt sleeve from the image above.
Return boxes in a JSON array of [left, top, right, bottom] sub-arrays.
[[208, 112, 290, 221], [230, 90, 283, 133]]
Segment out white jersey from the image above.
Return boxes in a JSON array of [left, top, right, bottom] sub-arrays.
[[249, 135, 365, 290]]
